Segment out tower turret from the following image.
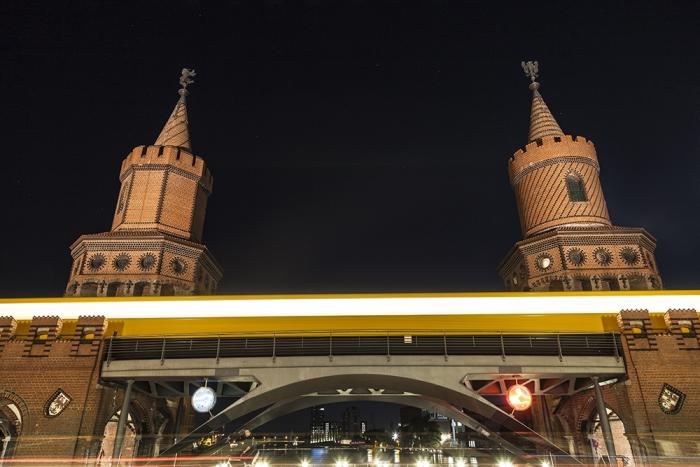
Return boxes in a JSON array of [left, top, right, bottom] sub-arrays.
[[66, 69, 222, 297], [498, 62, 661, 292]]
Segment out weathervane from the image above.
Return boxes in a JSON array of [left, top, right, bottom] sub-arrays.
[[521, 60, 540, 91], [178, 68, 196, 97]]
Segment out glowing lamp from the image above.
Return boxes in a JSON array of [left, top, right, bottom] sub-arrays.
[[506, 384, 532, 411]]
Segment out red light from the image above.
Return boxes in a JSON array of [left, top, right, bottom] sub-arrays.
[[507, 384, 532, 411]]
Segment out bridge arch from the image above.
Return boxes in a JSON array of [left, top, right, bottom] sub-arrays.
[[160, 370, 570, 459]]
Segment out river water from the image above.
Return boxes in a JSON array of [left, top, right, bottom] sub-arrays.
[[253, 446, 456, 467]]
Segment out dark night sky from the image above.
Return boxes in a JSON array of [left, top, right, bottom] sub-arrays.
[[2, 0, 700, 297]]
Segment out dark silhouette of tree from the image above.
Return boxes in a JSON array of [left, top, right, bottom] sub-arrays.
[[400, 414, 441, 448], [364, 429, 391, 445]]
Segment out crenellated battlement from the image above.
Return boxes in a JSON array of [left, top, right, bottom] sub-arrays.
[[119, 145, 213, 189], [0, 316, 108, 358], [508, 135, 598, 183]]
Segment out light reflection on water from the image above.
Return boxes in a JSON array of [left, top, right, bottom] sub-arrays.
[[256, 447, 443, 466]]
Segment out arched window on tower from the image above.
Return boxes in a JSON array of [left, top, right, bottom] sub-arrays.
[[565, 174, 587, 202]]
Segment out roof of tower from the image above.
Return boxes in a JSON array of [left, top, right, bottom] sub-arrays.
[[521, 61, 565, 143], [154, 68, 196, 150]]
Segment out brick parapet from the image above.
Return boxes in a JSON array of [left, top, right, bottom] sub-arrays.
[[71, 316, 108, 356], [0, 316, 17, 353], [663, 309, 700, 349], [617, 309, 657, 350], [508, 135, 598, 184], [24, 316, 63, 357], [119, 145, 213, 192]]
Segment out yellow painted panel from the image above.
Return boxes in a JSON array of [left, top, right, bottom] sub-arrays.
[[11, 313, 639, 337]]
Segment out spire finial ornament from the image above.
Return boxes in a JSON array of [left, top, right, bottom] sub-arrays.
[[178, 68, 196, 97], [521, 60, 540, 91]]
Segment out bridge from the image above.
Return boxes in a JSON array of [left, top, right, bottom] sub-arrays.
[[100, 329, 624, 461], [3, 291, 699, 464]]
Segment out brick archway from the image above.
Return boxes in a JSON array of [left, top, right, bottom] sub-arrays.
[[0, 390, 30, 458], [575, 391, 637, 466]]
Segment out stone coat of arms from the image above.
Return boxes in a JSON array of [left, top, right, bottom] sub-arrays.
[[44, 389, 72, 417]]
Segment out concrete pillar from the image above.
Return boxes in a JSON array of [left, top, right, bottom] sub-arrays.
[[592, 377, 616, 462], [113, 380, 134, 462]]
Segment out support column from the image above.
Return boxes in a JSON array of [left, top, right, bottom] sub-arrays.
[[592, 377, 616, 462], [172, 398, 185, 444], [113, 380, 134, 462]]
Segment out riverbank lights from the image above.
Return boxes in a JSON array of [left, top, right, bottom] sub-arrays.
[[336, 459, 349, 467], [416, 459, 430, 467], [392, 432, 399, 441], [301, 460, 310, 467], [541, 461, 551, 467], [497, 461, 513, 467], [506, 384, 532, 411], [455, 458, 465, 467], [255, 461, 269, 467]]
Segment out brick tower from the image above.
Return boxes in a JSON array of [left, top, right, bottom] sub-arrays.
[[498, 62, 661, 291], [65, 69, 222, 296]]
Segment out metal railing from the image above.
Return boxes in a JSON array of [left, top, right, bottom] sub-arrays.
[[103, 330, 622, 366]]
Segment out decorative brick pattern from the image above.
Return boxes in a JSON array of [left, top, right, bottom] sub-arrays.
[[0, 316, 17, 354], [70, 316, 107, 357], [24, 316, 63, 357], [501, 82, 662, 292], [617, 309, 657, 350], [664, 309, 700, 350], [66, 92, 221, 297]]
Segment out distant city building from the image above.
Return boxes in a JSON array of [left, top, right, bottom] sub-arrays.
[[309, 406, 326, 443], [341, 406, 362, 438]]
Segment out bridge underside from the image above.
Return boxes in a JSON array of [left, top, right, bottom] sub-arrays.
[[102, 349, 624, 463]]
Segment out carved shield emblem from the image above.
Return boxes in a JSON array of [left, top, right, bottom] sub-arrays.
[[658, 383, 685, 415], [45, 389, 72, 417]]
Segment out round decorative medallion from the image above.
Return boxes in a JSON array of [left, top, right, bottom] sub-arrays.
[[138, 253, 157, 271], [113, 253, 132, 271], [593, 248, 612, 266], [87, 254, 106, 271], [620, 248, 639, 265], [567, 248, 586, 266], [535, 254, 553, 271], [170, 257, 187, 275]]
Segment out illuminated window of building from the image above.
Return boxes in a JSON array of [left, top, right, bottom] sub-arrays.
[[629, 320, 645, 336], [678, 320, 695, 337], [565, 174, 587, 202], [34, 327, 50, 342], [81, 327, 96, 342]]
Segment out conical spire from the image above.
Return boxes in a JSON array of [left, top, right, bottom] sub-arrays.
[[155, 68, 196, 150], [521, 61, 564, 143]]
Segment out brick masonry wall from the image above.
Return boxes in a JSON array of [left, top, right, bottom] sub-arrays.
[[0, 341, 105, 458], [2, 311, 699, 462]]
